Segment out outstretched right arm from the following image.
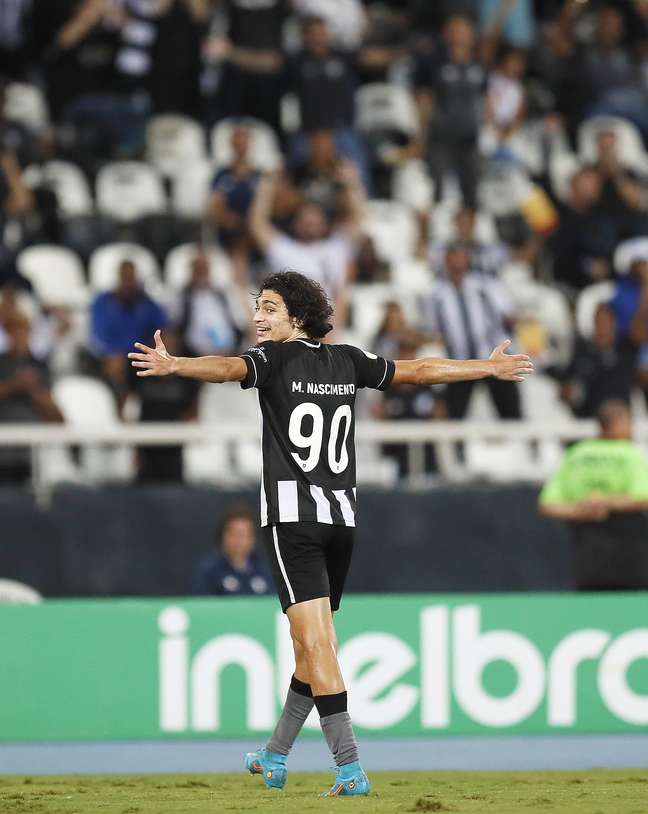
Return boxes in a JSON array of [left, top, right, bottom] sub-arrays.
[[129, 330, 247, 383]]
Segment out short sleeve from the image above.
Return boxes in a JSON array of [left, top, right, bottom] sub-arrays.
[[344, 345, 395, 391], [239, 342, 281, 390], [626, 448, 648, 499], [539, 462, 569, 505]]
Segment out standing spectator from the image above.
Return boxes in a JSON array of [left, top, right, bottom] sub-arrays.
[[289, 130, 354, 219], [208, 123, 259, 284], [371, 300, 431, 360], [422, 242, 520, 418], [539, 400, 648, 590], [88, 259, 168, 414], [134, 328, 200, 482], [191, 505, 272, 596], [284, 16, 367, 180], [414, 14, 485, 207], [217, 0, 289, 133], [551, 167, 613, 294], [173, 251, 245, 358], [0, 0, 34, 79], [249, 166, 365, 331], [0, 313, 63, 482], [560, 303, 641, 418], [480, 47, 527, 159]]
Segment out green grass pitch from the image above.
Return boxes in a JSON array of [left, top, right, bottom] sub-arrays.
[[1, 770, 648, 813]]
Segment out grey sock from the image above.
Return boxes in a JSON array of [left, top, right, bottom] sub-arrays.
[[320, 711, 359, 767], [266, 688, 314, 755]]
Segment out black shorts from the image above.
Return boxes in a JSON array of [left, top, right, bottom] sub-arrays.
[[263, 522, 354, 613]]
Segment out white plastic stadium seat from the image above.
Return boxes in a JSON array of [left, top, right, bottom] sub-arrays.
[[164, 243, 231, 289], [392, 160, 434, 213], [4, 82, 49, 131], [23, 161, 94, 217], [16, 245, 88, 308], [96, 161, 166, 221], [52, 375, 134, 481], [146, 114, 207, 177], [170, 158, 214, 220], [355, 83, 418, 138], [0, 579, 42, 603], [613, 236, 648, 276], [349, 283, 404, 347], [575, 281, 615, 338], [548, 152, 582, 203], [211, 118, 281, 171], [363, 200, 418, 263], [390, 257, 433, 295], [578, 116, 648, 173], [88, 242, 160, 293]]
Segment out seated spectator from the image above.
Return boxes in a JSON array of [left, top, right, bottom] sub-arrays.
[[539, 400, 648, 590], [422, 242, 521, 418], [414, 14, 485, 207], [372, 336, 447, 479], [134, 329, 200, 483], [0, 313, 63, 483], [173, 251, 246, 358], [0, 284, 71, 362], [284, 16, 368, 183], [191, 505, 272, 596], [430, 206, 511, 277], [88, 259, 168, 414], [249, 167, 365, 331], [208, 123, 259, 284], [560, 303, 641, 418], [551, 167, 614, 294]]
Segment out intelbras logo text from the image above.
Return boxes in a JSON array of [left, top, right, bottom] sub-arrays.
[[157, 604, 648, 733]]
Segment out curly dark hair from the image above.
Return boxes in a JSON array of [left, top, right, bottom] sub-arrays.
[[258, 271, 334, 339]]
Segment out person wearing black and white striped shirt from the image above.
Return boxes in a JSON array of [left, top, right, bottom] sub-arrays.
[[129, 269, 533, 797], [423, 241, 521, 419]]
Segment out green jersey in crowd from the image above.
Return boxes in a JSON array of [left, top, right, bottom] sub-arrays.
[[540, 438, 648, 506]]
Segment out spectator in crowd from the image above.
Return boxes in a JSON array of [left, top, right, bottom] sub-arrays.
[[293, 0, 366, 51], [88, 259, 168, 414], [371, 300, 431, 360], [0, 0, 34, 79], [354, 233, 389, 284], [284, 15, 367, 179], [611, 256, 648, 341], [173, 251, 245, 358], [429, 206, 511, 277], [0, 312, 63, 482], [288, 130, 354, 220], [0, 284, 71, 362], [372, 335, 446, 479], [414, 13, 485, 207], [422, 242, 520, 418], [134, 328, 200, 482], [552, 2, 648, 137], [560, 303, 642, 418], [551, 167, 614, 294], [539, 400, 648, 590], [478, 0, 536, 50], [587, 128, 648, 242], [0, 148, 34, 288], [208, 123, 259, 284], [249, 165, 365, 331], [191, 504, 272, 596], [216, 0, 288, 133], [480, 47, 528, 159]]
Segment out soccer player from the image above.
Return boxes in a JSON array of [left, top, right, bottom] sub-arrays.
[[129, 271, 533, 796]]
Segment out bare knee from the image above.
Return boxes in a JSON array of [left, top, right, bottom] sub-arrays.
[[292, 627, 336, 659]]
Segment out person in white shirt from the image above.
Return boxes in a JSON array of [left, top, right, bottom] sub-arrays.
[[248, 164, 365, 331]]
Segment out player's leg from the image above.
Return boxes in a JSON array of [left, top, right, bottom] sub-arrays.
[[264, 638, 314, 756]]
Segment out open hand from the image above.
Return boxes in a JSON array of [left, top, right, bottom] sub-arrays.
[[489, 340, 534, 382], [128, 330, 177, 377]]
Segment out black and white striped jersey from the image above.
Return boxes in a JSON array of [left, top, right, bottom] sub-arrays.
[[239, 338, 395, 527]]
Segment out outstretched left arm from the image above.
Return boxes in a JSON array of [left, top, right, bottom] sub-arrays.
[[392, 340, 533, 386]]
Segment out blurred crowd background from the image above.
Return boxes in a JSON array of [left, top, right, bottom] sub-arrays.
[[5, 0, 648, 488]]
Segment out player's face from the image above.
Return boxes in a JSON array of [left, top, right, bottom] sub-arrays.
[[253, 289, 300, 343]]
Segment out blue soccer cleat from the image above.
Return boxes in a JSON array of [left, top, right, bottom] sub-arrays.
[[245, 747, 287, 790], [323, 760, 371, 797]]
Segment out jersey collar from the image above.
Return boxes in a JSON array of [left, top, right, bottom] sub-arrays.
[[286, 338, 321, 348]]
